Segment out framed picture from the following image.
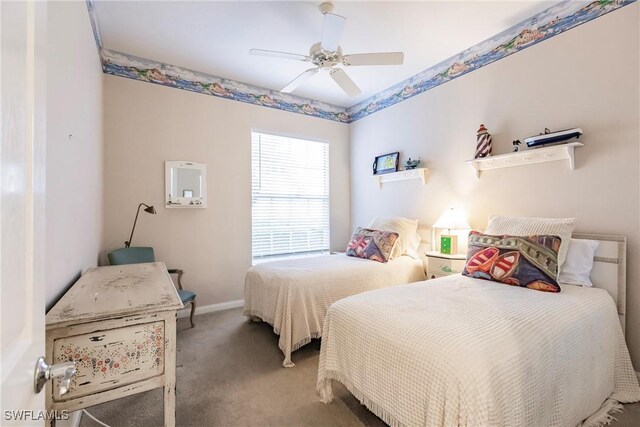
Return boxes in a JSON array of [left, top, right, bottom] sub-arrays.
[[183, 189, 194, 198], [372, 152, 399, 175]]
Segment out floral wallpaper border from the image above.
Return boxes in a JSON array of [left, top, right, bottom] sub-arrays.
[[86, 0, 103, 55], [88, 0, 634, 123], [101, 49, 350, 123], [346, 0, 635, 121]]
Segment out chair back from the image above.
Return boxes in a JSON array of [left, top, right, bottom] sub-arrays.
[[108, 247, 156, 265]]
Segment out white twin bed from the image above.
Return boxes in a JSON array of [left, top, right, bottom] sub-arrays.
[[244, 253, 425, 367], [317, 234, 640, 426], [243, 219, 640, 426]]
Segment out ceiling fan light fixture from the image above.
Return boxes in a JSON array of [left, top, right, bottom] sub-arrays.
[[249, 1, 405, 98], [319, 2, 335, 15], [320, 12, 346, 53]]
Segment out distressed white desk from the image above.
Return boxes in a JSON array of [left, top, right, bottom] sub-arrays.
[[45, 262, 183, 426]]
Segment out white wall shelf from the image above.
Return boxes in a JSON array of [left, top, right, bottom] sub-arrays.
[[372, 168, 429, 189], [465, 142, 583, 180]]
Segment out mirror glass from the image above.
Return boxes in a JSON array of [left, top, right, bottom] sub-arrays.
[[165, 161, 206, 208]]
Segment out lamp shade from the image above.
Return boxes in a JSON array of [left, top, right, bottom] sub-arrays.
[[433, 207, 470, 230]]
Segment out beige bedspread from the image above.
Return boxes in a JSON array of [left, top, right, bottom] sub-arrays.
[[244, 254, 425, 367], [318, 274, 640, 426]]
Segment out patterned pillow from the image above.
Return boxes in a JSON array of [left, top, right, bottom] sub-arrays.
[[462, 231, 561, 292], [346, 227, 399, 263], [485, 215, 575, 274]]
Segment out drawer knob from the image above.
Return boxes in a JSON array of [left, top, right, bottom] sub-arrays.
[[34, 356, 76, 395]]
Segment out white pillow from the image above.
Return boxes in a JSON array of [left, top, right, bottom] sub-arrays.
[[404, 232, 422, 259], [559, 238, 599, 287], [368, 217, 419, 259], [485, 215, 576, 274]]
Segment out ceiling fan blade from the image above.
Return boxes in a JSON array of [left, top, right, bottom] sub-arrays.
[[342, 52, 405, 66], [321, 13, 346, 52], [281, 68, 319, 93], [330, 68, 361, 97], [249, 49, 309, 62]]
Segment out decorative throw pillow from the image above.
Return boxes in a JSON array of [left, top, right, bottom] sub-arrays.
[[368, 217, 419, 259], [484, 215, 575, 275], [346, 227, 399, 263], [462, 231, 561, 293]]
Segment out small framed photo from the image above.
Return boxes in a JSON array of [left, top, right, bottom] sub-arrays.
[[372, 152, 399, 175], [183, 189, 194, 198]]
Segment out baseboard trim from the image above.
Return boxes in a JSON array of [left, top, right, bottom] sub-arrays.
[[177, 299, 244, 318]]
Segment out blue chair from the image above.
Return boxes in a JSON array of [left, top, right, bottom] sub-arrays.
[[107, 247, 197, 328]]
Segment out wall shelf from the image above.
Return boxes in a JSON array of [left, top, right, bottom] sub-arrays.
[[372, 168, 429, 189], [465, 142, 583, 180]]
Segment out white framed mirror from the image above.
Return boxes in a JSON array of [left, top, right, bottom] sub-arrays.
[[165, 161, 207, 208]]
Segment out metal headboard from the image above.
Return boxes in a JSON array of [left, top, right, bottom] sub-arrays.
[[573, 233, 626, 332]]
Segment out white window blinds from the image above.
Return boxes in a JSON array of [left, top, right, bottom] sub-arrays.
[[251, 132, 330, 260]]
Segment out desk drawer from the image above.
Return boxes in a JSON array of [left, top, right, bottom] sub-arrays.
[[52, 321, 165, 401]]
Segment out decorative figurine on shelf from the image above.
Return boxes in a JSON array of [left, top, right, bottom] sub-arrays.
[[474, 124, 492, 159], [523, 127, 583, 148], [404, 157, 421, 170], [512, 140, 521, 152]]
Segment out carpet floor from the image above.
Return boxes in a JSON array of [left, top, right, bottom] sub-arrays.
[[80, 307, 640, 427]]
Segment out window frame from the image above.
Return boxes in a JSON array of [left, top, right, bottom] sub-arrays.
[[250, 130, 331, 263]]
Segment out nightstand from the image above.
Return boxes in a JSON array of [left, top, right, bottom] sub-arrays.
[[425, 251, 466, 279]]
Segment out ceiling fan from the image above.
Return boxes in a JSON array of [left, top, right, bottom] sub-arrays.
[[249, 1, 404, 97]]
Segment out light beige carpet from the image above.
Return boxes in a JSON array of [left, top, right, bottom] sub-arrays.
[[80, 307, 640, 427]]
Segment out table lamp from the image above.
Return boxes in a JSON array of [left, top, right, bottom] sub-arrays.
[[433, 208, 470, 255]]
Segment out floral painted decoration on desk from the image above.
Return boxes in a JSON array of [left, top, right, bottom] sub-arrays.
[[53, 322, 165, 393]]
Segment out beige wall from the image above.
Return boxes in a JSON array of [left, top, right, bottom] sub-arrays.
[[45, 1, 104, 309], [350, 5, 640, 365], [103, 76, 350, 306]]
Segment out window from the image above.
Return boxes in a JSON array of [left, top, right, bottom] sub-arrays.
[[251, 132, 329, 261]]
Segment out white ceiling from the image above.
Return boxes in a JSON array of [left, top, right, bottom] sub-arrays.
[[94, 1, 559, 108]]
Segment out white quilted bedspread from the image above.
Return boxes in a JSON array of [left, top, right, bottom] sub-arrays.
[[244, 254, 425, 367], [317, 274, 640, 427]]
